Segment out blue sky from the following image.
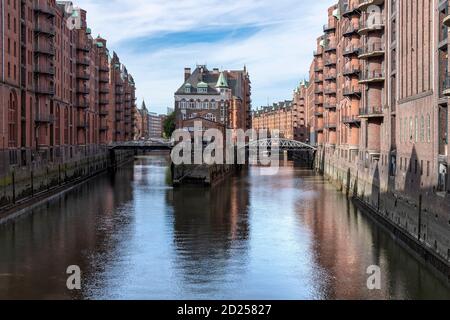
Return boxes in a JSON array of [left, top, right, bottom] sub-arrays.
[[75, 0, 335, 114]]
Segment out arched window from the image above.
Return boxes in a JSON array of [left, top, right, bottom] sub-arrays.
[[55, 105, 61, 145], [420, 115, 424, 142], [8, 91, 18, 147], [409, 117, 413, 142], [415, 116, 418, 142], [64, 107, 69, 144]]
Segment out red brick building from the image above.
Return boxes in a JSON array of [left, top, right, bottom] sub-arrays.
[[0, 1, 136, 175], [299, 0, 450, 265]]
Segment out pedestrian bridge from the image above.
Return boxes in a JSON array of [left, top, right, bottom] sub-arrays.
[[109, 140, 173, 151], [246, 138, 317, 151]]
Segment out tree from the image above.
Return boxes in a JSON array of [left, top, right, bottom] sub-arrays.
[[163, 112, 176, 138]]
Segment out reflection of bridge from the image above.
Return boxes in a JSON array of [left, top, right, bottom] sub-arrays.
[[246, 138, 317, 151], [109, 140, 173, 151]]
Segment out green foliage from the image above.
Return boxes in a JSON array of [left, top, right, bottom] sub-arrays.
[[163, 112, 176, 138]]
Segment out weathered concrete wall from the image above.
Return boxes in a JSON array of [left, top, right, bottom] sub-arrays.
[[0, 148, 134, 211], [172, 163, 238, 186], [315, 146, 450, 279]]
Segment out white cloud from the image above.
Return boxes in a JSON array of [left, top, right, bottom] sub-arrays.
[[74, 0, 335, 113]]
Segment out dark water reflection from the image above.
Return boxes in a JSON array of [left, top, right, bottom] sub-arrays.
[[0, 155, 449, 300]]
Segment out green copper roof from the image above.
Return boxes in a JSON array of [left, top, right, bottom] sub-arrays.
[[96, 42, 104, 48], [86, 28, 92, 34], [197, 81, 208, 88], [215, 71, 228, 88]]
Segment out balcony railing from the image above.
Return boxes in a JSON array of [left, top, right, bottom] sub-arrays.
[[343, 85, 362, 96], [359, 69, 385, 83], [325, 122, 337, 129], [342, 115, 361, 124], [34, 4, 56, 16], [35, 43, 55, 56], [343, 65, 360, 76], [342, 2, 361, 17], [358, 0, 385, 11], [358, 41, 385, 58], [99, 110, 109, 116], [34, 23, 55, 36], [343, 44, 361, 56], [343, 23, 359, 36], [76, 58, 90, 66], [323, 23, 336, 33], [99, 75, 109, 83], [99, 87, 110, 94], [34, 65, 55, 75], [76, 70, 90, 80], [324, 86, 337, 95], [35, 85, 55, 95], [76, 43, 90, 52], [324, 40, 337, 52], [358, 15, 385, 34], [324, 58, 337, 66], [313, 48, 323, 56], [77, 86, 90, 94], [325, 73, 337, 81], [77, 100, 89, 109], [35, 113, 54, 123], [324, 103, 337, 110], [442, 73, 450, 96], [359, 106, 384, 117], [99, 98, 109, 105]]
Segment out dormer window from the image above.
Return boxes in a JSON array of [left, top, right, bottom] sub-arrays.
[[197, 81, 208, 93], [185, 83, 192, 93]]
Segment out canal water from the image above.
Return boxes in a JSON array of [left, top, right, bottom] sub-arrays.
[[0, 154, 449, 300]]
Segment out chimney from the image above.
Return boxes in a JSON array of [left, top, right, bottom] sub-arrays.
[[184, 68, 191, 81]]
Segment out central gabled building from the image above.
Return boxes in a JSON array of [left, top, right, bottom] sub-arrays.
[[174, 65, 251, 138]]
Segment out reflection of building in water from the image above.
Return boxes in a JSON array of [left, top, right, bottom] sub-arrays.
[[0, 164, 135, 299], [295, 173, 450, 299], [167, 176, 250, 285]]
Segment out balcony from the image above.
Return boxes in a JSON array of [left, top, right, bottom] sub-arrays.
[[343, 44, 361, 56], [358, 0, 385, 11], [442, 74, 450, 96], [99, 75, 109, 83], [35, 113, 54, 123], [77, 100, 89, 109], [99, 66, 109, 73], [34, 23, 55, 36], [314, 65, 324, 72], [343, 115, 361, 125], [99, 110, 109, 116], [342, 3, 361, 17], [314, 75, 323, 83], [444, 13, 450, 27], [314, 88, 324, 94], [35, 43, 55, 56], [343, 85, 362, 97], [359, 69, 385, 83], [99, 98, 109, 105], [323, 23, 336, 33], [325, 73, 337, 81], [34, 65, 55, 75], [76, 58, 90, 66], [324, 86, 337, 95], [76, 70, 90, 80], [358, 15, 385, 34], [359, 106, 384, 118], [343, 65, 360, 76], [343, 23, 359, 36], [324, 40, 337, 52], [325, 122, 337, 129], [324, 58, 337, 66], [76, 43, 90, 52], [324, 103, 337, 110], [99, 87, 110, 94], [77, 119, 89, 129], [358, 41, 385, 59], [35, 85, 55, 95], [314, 111, 324, 117], [77, 86, 90, 95], [313, 48, 323, 56], [34, 4, 55, 17]]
